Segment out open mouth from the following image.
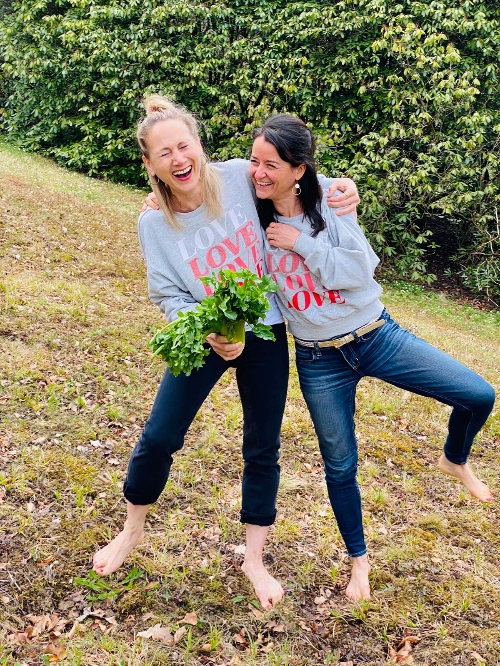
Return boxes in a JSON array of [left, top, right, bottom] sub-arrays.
[[256, 180, 273, 187], [172, 166, 193, 181]]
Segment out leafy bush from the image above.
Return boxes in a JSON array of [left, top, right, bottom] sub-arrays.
[[1, 0, 499, 295]]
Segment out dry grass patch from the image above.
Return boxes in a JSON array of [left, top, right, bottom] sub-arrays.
[[1, 143, 499, 665]]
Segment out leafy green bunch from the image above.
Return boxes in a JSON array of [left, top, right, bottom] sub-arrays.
[[148, 268, 278, 377]]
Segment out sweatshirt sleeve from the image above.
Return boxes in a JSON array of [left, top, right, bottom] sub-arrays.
[[291, 206, 379, 292], [146, 267, 199, 321], [138, 211, 199, 322]]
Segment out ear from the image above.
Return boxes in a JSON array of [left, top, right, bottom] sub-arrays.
[[296, 163, 306, 180], [142, 154, 154, 176]]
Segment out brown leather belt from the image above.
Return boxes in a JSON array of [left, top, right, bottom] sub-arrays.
[[294, 318, 385, 349]]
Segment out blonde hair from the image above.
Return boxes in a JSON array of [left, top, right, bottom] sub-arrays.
[[137, 94, 222, 229]]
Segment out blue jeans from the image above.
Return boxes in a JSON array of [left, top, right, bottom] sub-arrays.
[[295, 310, 495, 557], [124, 323, 289, 526]]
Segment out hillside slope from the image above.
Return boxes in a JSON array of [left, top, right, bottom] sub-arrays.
[[1, 144, 499, 666]]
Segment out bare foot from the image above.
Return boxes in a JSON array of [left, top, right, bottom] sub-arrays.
[[438, 453, 492, 502], [93, 526, 144, 576], [345, 554, 371, 601], [241, 561, 284, 610]]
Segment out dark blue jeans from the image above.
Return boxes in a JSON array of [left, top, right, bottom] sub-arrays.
[[295, 310, 495, 557], [124, 323, 289, 526]]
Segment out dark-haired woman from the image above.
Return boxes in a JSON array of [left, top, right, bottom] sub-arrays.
[[249, 114, 495, 600], [94, 95, 360, 610]]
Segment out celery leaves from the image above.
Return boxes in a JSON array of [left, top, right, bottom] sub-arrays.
[[148, 269, 278, 376]]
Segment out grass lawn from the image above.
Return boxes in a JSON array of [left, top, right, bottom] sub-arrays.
[[1, 142, 499, 666]]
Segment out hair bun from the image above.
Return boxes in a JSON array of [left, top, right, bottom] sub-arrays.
[[143, 94, 172, 116]]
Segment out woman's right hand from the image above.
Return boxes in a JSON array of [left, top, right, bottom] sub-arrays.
[[141, 192, 160, 212], [206, 333, 244, 361]]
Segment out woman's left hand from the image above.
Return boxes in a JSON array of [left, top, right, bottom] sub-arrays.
[[326, 178, 360, 215], [266, 222, 301, 250]]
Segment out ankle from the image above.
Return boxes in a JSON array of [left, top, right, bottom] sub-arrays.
[[123, 519, 144, 534], [351, 554, 369, 569]]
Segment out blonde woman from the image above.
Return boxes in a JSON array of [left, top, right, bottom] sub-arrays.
[[93, 95, 360, 609]]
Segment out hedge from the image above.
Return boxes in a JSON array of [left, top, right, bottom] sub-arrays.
[[1, 0, 499, 296]]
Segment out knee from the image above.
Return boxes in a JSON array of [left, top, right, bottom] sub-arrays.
[[323, 456, 357, 486], [485, 383, 496, 410], [473, 381, 496, 413], [243, 442, 280, 467], [140, 421, 184, 457]]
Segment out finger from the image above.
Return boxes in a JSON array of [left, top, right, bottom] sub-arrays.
[[334, 203, 357, 215], [327, 187, 351, 200], [144, 195, 160, 210], [212, 333, 230, 343], [327, 196, 355, 209]]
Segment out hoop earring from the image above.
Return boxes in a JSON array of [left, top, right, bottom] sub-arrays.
[[294, 182, 301, 196]]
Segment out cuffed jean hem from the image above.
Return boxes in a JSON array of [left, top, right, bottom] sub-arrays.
[[349, 549, 367, 558], [123, 484, 158, 506], [240, 509, 277, 527], [441, 453, 467, 466]]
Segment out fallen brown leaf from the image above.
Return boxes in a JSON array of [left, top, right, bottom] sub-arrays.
[[198, 643, 211, 653], [181, 612, 198, 625], [43, 643, 67, 661], [174, 626, 188, 643], [66, 621, 80, 640], [233, 628, 248, 646], [6, 632, 29, 644], [261, 641, 275, 653], [265, 620, 285, 633], [397, 640, 413, 658], [137, 623, 174, 645], [399, 631, 421, 646]]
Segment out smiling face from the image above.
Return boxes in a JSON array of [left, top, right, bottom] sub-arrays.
[[249, 136, 305, 210], [142, 118, 204, 205]]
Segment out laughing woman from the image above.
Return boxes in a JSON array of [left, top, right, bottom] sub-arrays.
[[92, 95, 360, 609]]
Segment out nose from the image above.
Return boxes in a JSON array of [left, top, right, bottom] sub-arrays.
[[172, 148, 186, 163], [254, 165, 267, 180]]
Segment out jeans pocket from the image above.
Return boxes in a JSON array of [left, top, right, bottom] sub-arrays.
[[358, 326, 383, 343], [294, 344, 315, 364]]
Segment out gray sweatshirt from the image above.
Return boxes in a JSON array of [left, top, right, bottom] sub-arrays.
[[263, 194, 384, 340], [138, 159, 283, 326]]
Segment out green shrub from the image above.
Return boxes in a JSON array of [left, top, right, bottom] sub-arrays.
[[1, 0, 499, 295]]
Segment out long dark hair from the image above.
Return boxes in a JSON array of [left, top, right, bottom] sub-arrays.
[[252, 114, 325, 237]]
